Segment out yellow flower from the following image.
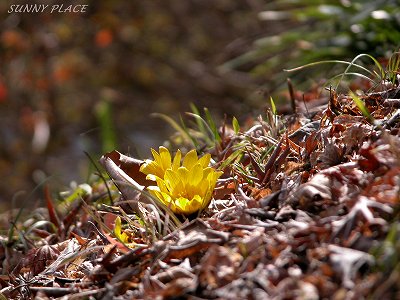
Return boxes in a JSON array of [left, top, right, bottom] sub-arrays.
[[140, 146, 223, 215]]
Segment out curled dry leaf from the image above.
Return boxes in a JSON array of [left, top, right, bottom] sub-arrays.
[[100, 150, 152, 212], [100, 150, 153, 187], [285, 172, 332, 209]]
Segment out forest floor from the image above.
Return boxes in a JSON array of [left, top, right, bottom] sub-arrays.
[[1, 75, 400, 299]]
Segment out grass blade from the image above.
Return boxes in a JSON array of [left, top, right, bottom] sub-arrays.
[[349, 91, 374, 123], [152, 113, 195, 147]]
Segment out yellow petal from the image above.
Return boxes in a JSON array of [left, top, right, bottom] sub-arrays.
[[198, 153, 211, 168], [174, 197, 189, 214], [141, 158, 163, 178], [164, 169, 182, 191], [177, 167, 189, 184], [159, 191, 174, 208], [155, 177, 168, 193], [159, 146, 172, 171], [173, 183, 186, 199], [114, 216, 129, 243], [172, 149, 182, 171], [208, 170, 223, 187], [139, 160, 155, 175], [145, 174, 157, 181], [198, 193, 212, 210], [190, 195, 205, 213], [151, 148, 161, 164], [148, 187, 173, 208], [195, 179, 209, 198], [175, 196, 202, 215], [147, 187, 162, 203], [202, 167, 212, 178], [183, 149, 198, 169], [150, 148, 167, 176], [188, 163, 203, 186]]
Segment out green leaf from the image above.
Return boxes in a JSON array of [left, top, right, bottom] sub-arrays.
[[388, 51, 400, 83], [185, 112, 214, 146], [270, 97, 277, 115], [232, 117, 240, 134], [204, 107, 221, 143], [349, 91, 374, 123], [219, 146, 245, 170], [179, 114, 199, 148], [189, 103, 206, 134], [61, 184, 92, 204]]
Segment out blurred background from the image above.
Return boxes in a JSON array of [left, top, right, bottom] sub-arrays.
[[1, 0, 399, 208]]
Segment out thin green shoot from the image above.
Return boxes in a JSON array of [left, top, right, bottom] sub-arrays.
[[185, 112, 215, 146], [349, 91, 374, 124], [152, 113, 195, 147], [219, 146, 245, 170], [204, 107, 222, 143], [387, 51, 400, 83], [329, 72, 376, 87], [233, 162, 258, 184], [260, 145, 275, 161], [285, 59, 375, 77], [369, 222, 400, 272], [270, 96, 277, 115], [232, 117, 240, 134], [335, 53, 384, 91], [189, 103, 207, 137], [179, 114, 199, 148]]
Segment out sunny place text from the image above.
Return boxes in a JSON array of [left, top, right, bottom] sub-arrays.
[[8, 4, 88, 14]]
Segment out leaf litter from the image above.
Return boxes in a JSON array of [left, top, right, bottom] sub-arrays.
[[1, 78, 400, 299]]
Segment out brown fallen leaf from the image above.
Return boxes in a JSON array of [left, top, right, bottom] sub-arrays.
[[100, 151, 151, 212], [16, 245, 60, 277], [100, 150, 153, 187]]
